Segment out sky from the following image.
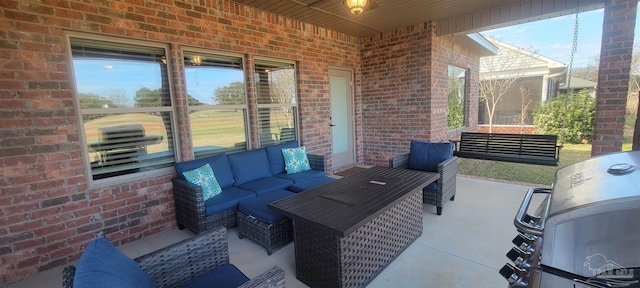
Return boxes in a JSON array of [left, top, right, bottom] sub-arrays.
[[480, 8, 640, 68]]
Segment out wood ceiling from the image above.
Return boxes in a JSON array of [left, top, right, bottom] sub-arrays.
[[229, 0, 605, 37]]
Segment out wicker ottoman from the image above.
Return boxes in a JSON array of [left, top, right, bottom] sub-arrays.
[[237, 189, 294, 255]]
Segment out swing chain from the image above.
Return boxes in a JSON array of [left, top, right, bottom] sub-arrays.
[[567, 12, 579, 94]]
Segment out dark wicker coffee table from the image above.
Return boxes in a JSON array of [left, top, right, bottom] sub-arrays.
[[269, 166, 438, 288]]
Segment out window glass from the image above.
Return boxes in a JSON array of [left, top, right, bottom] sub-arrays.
[[448, 65, 467, 130], [254, 60, 298, 147], [184, 51, 247, 158], [70, 37, 175, 182]]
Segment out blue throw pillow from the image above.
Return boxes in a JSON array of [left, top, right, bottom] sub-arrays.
[[265, 140, 299, 175], [182, 164, 222, 201], [74, 238, 155, 288], [282, 146, 311, 174], [174, 154, 234, 188]]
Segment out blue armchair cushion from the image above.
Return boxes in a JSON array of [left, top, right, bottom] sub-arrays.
[[175, 153, 234, 188], [265, 140, 299, 175], [228, 149, 272, 185], [238, 189, 294, 223], [73, 238, 154, 288], [182, 164, 222, 201], [282, 146, 311, 174], [180, 263, 249, 288], [408, 140, 454, 172], [204, 187, 255, 216]]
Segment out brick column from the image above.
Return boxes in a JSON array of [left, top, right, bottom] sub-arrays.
[[594, 0, 638, 155]]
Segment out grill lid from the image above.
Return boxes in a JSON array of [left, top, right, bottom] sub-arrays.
[[549, 150, 640, 216], [541, 151, 640, 277]]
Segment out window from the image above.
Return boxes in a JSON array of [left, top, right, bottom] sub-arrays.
[[254, 59, 298, 147], [183, 51, 248, 158], [69, 37, 176, 183], [447, 65, 467, 130]]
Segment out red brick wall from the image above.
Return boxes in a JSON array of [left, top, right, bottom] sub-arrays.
[[0, 0, 359, 284], [359, 24, 481, 166], [477, 125, 537, 134], [593, 0, 638, 155]]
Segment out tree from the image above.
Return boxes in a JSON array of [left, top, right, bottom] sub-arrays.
[[213, 81, 245, 105], [265, 68, 296, 128], [135, 87, 162, 107], [79, 92, 122, 109], [570, 54, 599, 83], [533, 90, 595, 144], [479, 39, 539, 132], [133, 87, 203, 107], [517, 83, 535, 133]]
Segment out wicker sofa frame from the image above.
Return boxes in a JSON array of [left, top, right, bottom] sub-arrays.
[[62, 225, 285, 288], [172, 153, 326, 234], [389, 154, 458, 215]]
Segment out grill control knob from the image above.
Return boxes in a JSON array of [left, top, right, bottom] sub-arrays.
[[499, 263, 528, 288], [506, 247, 531, 269], [512, 234, 535, 253]]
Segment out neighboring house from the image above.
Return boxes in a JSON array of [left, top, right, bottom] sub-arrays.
[[559, 76, 598, 98], [478, 37, 567, 131]]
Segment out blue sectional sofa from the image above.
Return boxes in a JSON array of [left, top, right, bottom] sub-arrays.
[[172, 141, 333, 234]]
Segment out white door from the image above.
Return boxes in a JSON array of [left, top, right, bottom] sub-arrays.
[[329, 69, 355, 168]]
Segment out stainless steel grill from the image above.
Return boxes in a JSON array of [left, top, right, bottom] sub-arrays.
[[500, 151, 640, 288]]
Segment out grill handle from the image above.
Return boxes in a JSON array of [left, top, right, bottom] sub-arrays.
[[514, 187, 551, 236]]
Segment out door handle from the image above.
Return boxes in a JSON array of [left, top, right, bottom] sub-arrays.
[[330, 123, 336, 127]]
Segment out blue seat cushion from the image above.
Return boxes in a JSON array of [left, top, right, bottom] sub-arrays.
[[273, 169, 325, 183], [288, 176, 336, 193], [204, 187, 255, 216], [238, 189, 294, 223], [175, 153, 235, 188], [265, 140, 299, 175], [235, 177, 293, 195], [408, 140, 453, 172], [228, 149, 272, 185], [73, 238, 154, 288], [181, 263, 249, 288], [424, 181, 437, 192]]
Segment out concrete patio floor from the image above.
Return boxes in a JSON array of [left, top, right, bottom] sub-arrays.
[[7, 175, 546, 288]]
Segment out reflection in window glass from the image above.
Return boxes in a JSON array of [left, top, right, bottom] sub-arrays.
[[184, 51, 247, 158], [71, 38, 175, 182], [448, 65, 467, 130], [255, 59, 298, 147]]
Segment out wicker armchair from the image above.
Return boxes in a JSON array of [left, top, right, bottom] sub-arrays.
[[172, 153, 326, 234], [62, 225, 285, 288], [389, 142, 457, 215]]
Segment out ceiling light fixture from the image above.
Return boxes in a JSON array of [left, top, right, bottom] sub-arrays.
[[190, 55, 203, 66], [344, 0, 367, 15]]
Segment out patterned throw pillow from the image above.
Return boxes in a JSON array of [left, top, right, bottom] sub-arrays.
[[182, 163, 222, 201], [282, 146, 311, 174]]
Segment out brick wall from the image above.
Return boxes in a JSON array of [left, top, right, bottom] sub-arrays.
[[477, 125, 537, 134], [593, 0, 638, 155], [0, 0, 360, 284], [359, 24, 481, 166]]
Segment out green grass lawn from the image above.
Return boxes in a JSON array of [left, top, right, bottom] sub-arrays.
[[457, 144, 592, 186]]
